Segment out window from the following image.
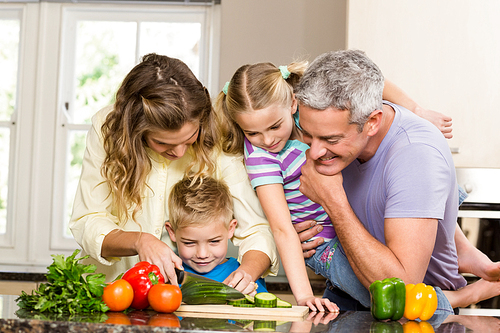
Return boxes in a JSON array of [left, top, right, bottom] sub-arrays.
[[0, 8, 21, 246], [0, 2, 220, 268]]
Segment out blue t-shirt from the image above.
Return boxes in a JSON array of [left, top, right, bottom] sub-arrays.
[[183, 257, 267, 293], [342, 101, 466, 291]]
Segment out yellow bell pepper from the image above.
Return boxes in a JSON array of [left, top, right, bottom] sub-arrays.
[[404, 283, 438, 321], [403, 320, 435, 333]]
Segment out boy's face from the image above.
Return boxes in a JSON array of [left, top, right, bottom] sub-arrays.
[[166, 218, 237, 274]]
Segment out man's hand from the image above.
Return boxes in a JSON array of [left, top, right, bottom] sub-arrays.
[[293, 220, 325, 258], [299, 150, 346, 210]]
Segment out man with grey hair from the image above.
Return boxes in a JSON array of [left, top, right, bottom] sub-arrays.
[[295, 49, 466, 315]]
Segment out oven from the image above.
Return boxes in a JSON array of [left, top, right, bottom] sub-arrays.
[[457, 167, 500, 309]]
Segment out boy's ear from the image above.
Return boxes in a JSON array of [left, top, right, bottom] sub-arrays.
[[227, 219, 237, 239], [165, 221, 177, 243]]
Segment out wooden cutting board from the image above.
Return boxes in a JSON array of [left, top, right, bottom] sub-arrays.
[[175, 304, 309, 320]]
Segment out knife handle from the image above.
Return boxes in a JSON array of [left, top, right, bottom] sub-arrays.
[[175, 267, 184, 285]]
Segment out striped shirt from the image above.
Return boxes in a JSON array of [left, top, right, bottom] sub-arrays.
[[244, 137, 336, 241]]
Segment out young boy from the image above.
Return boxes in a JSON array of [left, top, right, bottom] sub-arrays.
[[165, 175, 267, 294]]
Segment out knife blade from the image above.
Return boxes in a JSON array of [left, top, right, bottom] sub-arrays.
[[175, 268, 245, 304]]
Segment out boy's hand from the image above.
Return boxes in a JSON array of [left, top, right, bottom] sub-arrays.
[[223, 268, 256, 295]]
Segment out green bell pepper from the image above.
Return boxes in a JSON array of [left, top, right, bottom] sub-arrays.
[[369, 277, 406, 321], [370, 321, 404, 333]]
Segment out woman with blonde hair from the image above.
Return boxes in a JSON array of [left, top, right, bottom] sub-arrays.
[[70, 54, 277, 292]]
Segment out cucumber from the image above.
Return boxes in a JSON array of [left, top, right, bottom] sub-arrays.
[[276, 298, 292, 308], [181, 280, 244, 304], [254, 292, 278, 308]]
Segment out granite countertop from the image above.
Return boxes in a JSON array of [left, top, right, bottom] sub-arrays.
[[2, 272, 500, 332], [1, 293, 499, 332]]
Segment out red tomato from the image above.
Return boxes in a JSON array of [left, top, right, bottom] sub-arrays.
[[148, 313, 181, 327], [147, 284, 182, 313], [102, 279, 134, 312], [104, 312, 132, 325]]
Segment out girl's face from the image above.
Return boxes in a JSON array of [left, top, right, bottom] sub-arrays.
[[235, 99, 297, 154], [145, 121, 199, 161]]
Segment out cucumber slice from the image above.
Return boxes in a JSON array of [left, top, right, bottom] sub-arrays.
[[232, 303, 256, 307], [227, 298, 249, 306], [254, 292, 278, 308], [245, 294, 255, 303], [276, 298, 292, 308]]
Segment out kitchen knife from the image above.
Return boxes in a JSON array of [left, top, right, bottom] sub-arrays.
[[175, 268, 246, 304]]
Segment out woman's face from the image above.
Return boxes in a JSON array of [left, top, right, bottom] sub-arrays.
[[144, 121, 200, 161]]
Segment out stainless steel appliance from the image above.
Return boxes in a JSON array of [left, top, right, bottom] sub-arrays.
[[457, 167, 500, 309]]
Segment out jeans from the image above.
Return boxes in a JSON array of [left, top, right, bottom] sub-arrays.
[[305, 236, 455, 318], [305, 237, 371, 308]]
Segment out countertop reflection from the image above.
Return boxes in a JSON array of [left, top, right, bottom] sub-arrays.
[[1, 294, 499, 332]]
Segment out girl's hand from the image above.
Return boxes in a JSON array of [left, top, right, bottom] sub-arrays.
[[414, 106, 453, 139], [297, 295, 339, 313], [223, 267, 257, 295], [135, 232, 184, 286]]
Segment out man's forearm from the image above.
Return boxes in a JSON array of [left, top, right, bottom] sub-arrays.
[[322, 196, 408, 288]]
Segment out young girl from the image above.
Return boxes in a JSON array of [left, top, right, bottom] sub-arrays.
[[69, 54, 278, 294], [215, 61, 500, 311]]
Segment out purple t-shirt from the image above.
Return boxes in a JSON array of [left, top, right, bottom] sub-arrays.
[[244, 137, 336, 241], [342, 101, 466, 290]]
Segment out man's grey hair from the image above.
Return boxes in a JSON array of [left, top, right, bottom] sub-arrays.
[[295, 49, 384, 131]]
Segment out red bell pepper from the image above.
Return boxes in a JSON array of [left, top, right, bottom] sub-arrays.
[[122, 261, 165, 310]]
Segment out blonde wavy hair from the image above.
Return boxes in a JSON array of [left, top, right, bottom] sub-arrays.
[[101, 53, 218, 223], [168, 175, 233, 231], [215, 61, 308, 155]]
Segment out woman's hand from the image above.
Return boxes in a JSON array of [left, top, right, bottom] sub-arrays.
[[135, 232, 184, 286], [414, 106, 453, 139], [296, 295, 339, 313], [222, 267, 258, 295], [293, 220, 325, 258]]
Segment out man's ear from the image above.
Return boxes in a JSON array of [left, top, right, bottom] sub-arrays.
[[366, 109, 384, 136], [165, 221, 177, 243], [227, 219, 238, 239]]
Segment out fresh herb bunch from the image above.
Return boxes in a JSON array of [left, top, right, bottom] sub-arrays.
[[16, 249, 109, 314]]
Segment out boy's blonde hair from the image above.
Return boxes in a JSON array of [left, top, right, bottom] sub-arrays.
[[168, 175, 233, 231], [215, 61, 308, 155]]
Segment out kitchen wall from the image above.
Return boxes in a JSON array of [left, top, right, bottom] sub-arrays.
[[347, 0, 500, 168], [218, 0, 347, 84]]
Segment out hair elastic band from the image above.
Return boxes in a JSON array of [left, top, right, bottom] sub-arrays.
[[222, 81, 230, 95], [279, 65, 291, 79]]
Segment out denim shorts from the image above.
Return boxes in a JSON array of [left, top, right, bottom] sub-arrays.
[[305, 236, 455, 318]]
